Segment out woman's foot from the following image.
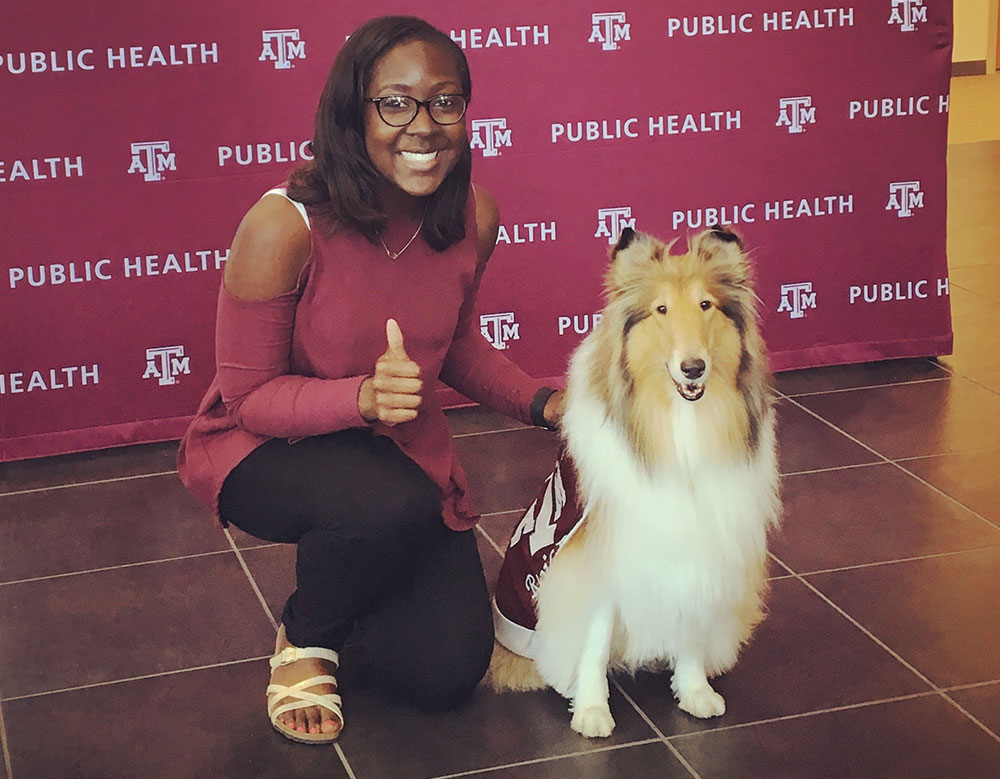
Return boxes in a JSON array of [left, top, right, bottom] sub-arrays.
[[268, 625, 343, 739]]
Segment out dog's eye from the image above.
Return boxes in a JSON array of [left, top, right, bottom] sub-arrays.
[[700, 300, 712, 311], [656, 305, 667, 315]]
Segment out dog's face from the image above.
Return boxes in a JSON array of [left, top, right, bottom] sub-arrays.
[[608, 227, 750, 403]]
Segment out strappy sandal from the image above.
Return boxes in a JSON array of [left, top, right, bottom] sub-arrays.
[[266, 644, 343, 744]]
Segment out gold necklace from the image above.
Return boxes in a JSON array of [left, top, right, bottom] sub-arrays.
[[378, 213, 426, 260]]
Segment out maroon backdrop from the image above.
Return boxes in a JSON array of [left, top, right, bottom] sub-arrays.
[[1, 1, 954, 461]]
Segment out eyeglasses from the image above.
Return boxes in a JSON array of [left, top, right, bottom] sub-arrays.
[[365, 94, 469, 127]]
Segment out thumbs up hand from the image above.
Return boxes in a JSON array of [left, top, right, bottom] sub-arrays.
[[359, 319, 423, 425]]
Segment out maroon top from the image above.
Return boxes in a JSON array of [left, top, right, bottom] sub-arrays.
[[177, 190, 547, 529]]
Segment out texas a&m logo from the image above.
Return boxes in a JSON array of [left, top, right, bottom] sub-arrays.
[[480, 313, 520, 350], [886, 181, 924, 217], [470, 118, 512, 157], [776, 97, 816, 134], [260, 29, 306, 69], [594, 207, 635, 244], [127, 142, 175, 182], [589, 12, 630, 50], [143, 346, 190, 385], [888, 0, 927, 31], [777, 282, 817, 319]]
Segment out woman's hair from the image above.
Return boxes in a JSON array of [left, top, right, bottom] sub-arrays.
[[287, 16, 472, 251]]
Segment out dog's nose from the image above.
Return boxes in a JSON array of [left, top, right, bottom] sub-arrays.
[[681, 359, 706, 380]]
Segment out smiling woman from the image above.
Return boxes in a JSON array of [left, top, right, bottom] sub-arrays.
[[176, 15, 563, 747]]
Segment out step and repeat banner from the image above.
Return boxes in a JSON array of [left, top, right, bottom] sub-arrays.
[[1, 1, 953, 460]]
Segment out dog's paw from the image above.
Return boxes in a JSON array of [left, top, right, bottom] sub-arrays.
[[570, 704, 616, 738], [677, 686, 726, 719]]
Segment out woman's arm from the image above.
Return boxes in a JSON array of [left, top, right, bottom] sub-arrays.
[[214, 195, 369, 436], [439, 186, 563, 428]]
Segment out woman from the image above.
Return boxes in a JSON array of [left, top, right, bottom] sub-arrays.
[[177, 16, 562, 745]]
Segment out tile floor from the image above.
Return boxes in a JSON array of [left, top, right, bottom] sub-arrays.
[[2, 79, 999, 778]]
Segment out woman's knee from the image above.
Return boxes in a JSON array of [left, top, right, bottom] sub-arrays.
[[401, 629, 495, 712]]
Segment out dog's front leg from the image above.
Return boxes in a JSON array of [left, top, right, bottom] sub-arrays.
[[671, 654, 725, 719], [569, 604, 615, 738]]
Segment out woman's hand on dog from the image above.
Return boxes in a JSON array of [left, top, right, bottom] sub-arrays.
[[543, 389, 566, 429], [359, 318, 423, 426]]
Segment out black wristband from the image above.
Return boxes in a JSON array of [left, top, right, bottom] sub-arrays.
[[530, 387, 559, 430]]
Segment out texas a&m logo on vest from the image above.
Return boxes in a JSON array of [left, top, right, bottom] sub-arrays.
[[260, 29, 306, 69]]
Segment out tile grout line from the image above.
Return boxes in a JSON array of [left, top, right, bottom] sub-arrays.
[[790, 546, 1000, 578], [0, 548, 235, 588], [474, 524, 504, 557], [223, 528, 279, 632], [780, 376, 950, 398], [611, 678, 703, 779], [222, 528, 361, 779], [937, 691, 1000, 746], [427, 738, 663, 779], [0, 656, 270, 703], [783, 564, 939, 691], [0, 469, 178, 498], [776, 394, 1000, 532], [666, 690, 939, 740], [451, 426, 533, 439], [0, 697, 12, 779]]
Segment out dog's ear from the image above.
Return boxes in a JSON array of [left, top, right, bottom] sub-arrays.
[[693, 225, 746, 266], [614, 227, 637, 254]]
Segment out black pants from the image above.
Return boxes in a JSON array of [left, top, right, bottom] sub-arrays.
[[219, 428, 494, 711]]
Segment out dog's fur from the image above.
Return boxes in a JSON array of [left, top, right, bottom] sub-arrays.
[[487, 227, 781, 737]]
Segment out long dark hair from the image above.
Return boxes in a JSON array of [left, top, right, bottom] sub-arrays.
[[287, 16, 472, 251]]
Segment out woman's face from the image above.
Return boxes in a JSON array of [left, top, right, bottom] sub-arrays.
[[364, 40, 467, 205]]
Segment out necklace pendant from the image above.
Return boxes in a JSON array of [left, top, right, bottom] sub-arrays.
[[387, 250, 399, 260]]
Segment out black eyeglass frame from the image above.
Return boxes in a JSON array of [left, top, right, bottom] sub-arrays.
[[365, 94, 470, 127]]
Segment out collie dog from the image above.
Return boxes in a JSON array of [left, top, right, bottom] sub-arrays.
[[488, 226, 780, 737]]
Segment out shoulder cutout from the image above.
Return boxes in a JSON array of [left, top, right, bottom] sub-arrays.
[[474, 184, 500, 262], [223, 194, 312, 301]]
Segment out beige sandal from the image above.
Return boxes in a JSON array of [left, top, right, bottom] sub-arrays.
[[266, 644, 343, 744]]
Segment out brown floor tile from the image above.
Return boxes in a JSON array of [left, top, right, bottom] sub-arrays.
[[476, 527, 503, 595], [455, 428, 561, 515], [446, 405, 529, 436], [334, 674, 654, 778], [899, 448, 1000, 525], [775, 399, 880, 474], [772, 463, 1000, 573], [0, 475, 225, 582], [806, 547, 1000, 688], [794, 378, 1000, 459], [774, 359, 948, 396], [2, 661, 349, 779], [0, 555, 274, 699], [0, 441, 180, 494], [478, 510, 524, 553], [949, 682, 1000, 737], [672, 693, 1000, 779], [618, 577, 926, 737], [456, 741, 691, 778]]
